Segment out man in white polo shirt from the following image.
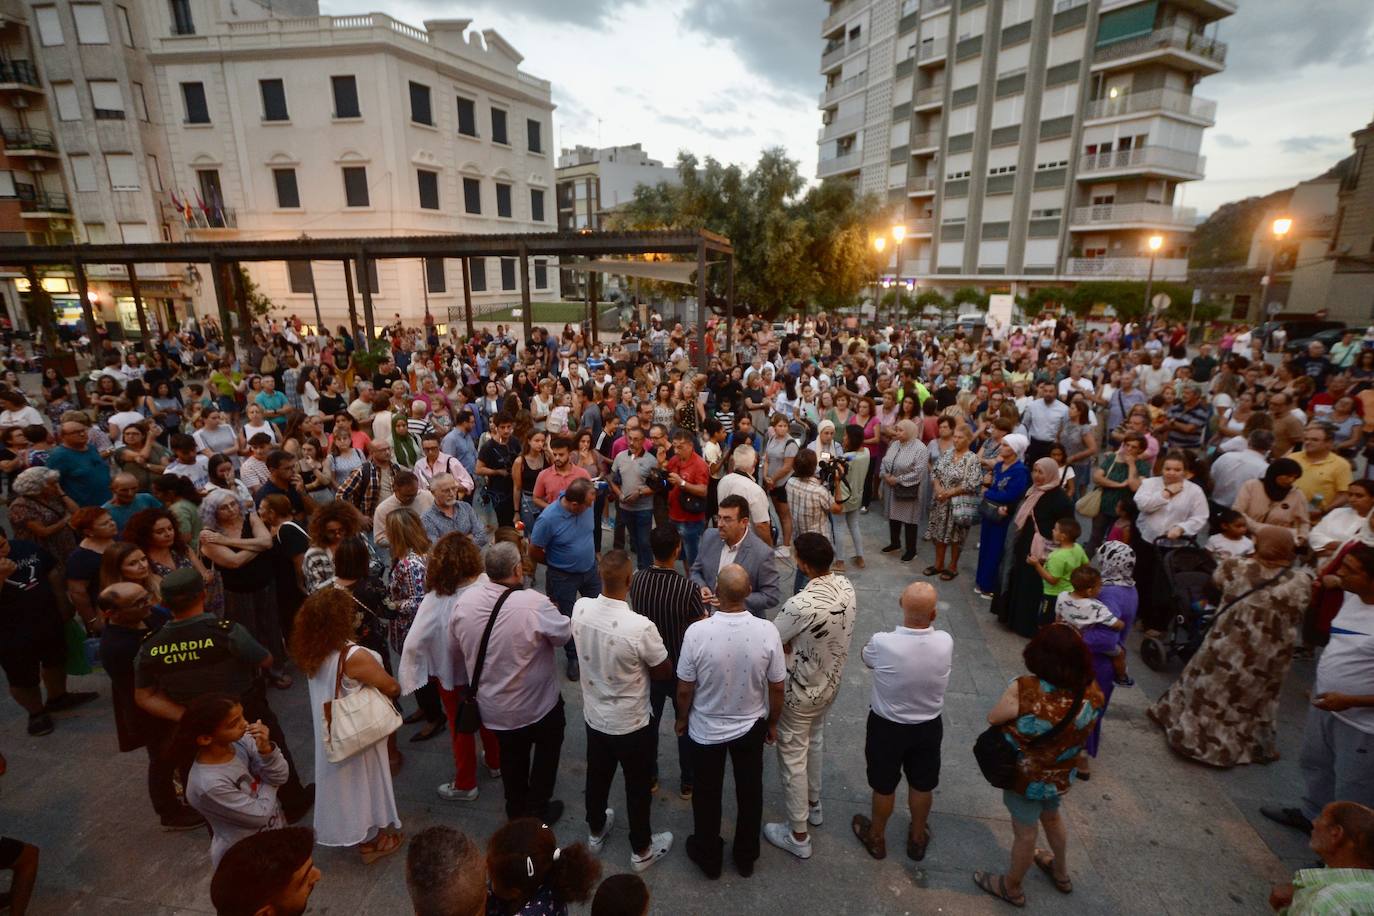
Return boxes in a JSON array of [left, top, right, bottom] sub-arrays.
[[676, 564, 786, 880], [571, 550, 674, 872], [851, 581, 953, 863], [1263, 543, 1374, 835]]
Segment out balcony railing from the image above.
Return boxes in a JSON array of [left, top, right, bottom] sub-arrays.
[[822, 34, 868, 71], [911, 131, 940, 150], [1085, 87, 1217, 122], [819, 72, 867, 107], [1071, 202, 1199, 226], [923, 0, 951, 13], [1055, 0, 1088, 11], [822, 0, 861, 35], [907, 175, 937, 193], [914, 85, 945, 107], [181, 207, 238, 230], [20, 190, 70, 214], [1078, 146, 1206, 177], [817, 151, 862, 178], [1066, 257, 1188, 279], [818, 112, 864, 142], [1093, 25, 1228, 67], [907, 218, 934, 234], [918, 41, 946, 62], [1, 127, 56, 152], [0, 60, 39, 87]]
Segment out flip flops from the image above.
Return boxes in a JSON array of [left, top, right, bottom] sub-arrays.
[[973, 871, 1026, 908], [1034, 849, 1073, 893], [851, 815, 886, 860]]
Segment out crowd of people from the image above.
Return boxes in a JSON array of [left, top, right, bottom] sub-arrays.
[[2, 310, 1374, 914]]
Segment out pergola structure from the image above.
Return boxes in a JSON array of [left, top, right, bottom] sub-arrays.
[[0, 229, 735, 371]]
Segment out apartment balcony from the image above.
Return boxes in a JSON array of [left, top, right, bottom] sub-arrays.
[[1070, 202, 1200, 230], [907, 218, 934, 236], [911, 131, 940, 153], [1101, 0, 1235, 18], [821, 35, 866, 73], [907, 175, 937, 195], [0, 60, 42, 91], [180, 208, 239, 231], [817, 151, 862, 179], [1092, 25, 1227, 74], [1, 127, 58, 156], [917, 42, 947, 66], [902, 258, 931, 276], [1077, 146, 1206, 181], [1085, 88, 1217, 125], [922, 0, 951, 16], [818, 112, 864, 143], [913, 85, 945, 111], [19, 191, 70, 216], [818, 72, 867, 108], [821, 0, 861, 37], [1054, 0, 1088, 11], [1066, 257, 1188, 280]]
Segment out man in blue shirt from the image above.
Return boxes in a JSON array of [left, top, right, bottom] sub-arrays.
[[254, 376, 290, 428], [103, 474, 162, 535], [441, 410, 479, 485], [48, 417, 112, 508], [529, 477, 599, 682]]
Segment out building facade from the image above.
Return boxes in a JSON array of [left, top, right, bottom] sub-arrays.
[[1323, 115, 1374, 325], [817, 0, 1231, 295]]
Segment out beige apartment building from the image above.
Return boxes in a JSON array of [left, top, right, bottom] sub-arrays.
[[818, 0, 1232, 295]]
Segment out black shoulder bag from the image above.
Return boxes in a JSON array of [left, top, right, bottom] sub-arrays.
[[973, 681, 1087, 790], [454, 587, 518, 734]]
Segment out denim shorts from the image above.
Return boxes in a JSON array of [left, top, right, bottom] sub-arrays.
[[1002, 789, 1061, 825]]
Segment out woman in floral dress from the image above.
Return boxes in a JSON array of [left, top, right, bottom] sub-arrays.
[[924, 424, 983, 580], [385, 508, 441, 741], [1147, 527, 1313, 767]]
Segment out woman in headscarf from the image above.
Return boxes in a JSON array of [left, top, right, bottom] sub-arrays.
[[992, 457, 1074, 637], [1233, 457, 1311, 543], [1147, 527, 1313, 767], [975, 433, 1031, 597], [1078, 541, 1140, 778], [879, 418, 930, 562]]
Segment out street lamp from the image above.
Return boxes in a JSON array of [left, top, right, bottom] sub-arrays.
[[1143, 234, 1164, 331], [1260, 217, 1293, 323], [890, 224, 907, 324]]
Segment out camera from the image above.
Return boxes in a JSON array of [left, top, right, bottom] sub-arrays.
[[816, 453, 849, 487], [645, 467, 671, 493]]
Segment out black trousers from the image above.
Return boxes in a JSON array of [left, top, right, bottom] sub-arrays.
[[689, 718, 768, 872], [1026, 438, 1055, 464], [888, 520, 919, 552], [585, 722, 655, 853], [240, 682, 309, 807], [649, 679, 694, 788], [414, 680, 444, 723], [491, 493, 515, 528], [145, 719, 181, 818], [492, 697, 566, 820]]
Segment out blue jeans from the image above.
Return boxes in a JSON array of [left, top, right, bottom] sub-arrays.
[[675, 519, 705, 570], [621, 508, 653, 569], [546, 565, 602, 661]]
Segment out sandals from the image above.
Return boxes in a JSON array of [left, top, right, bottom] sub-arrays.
[[923, 565, 942, 576], [939, 570, 958, 581], [907, 824, 931, 862], [973, 871, 1025, 908], [1034, 849, 1073, 893], [410, 720, 447, 742], [851, 815, 886, 860], [360, 831, 403, 865]]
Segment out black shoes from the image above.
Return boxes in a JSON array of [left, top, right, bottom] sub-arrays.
[[881, 543, 903, 554], [686, 835, 722, 880], [45, 691, 98, 713], [541, 800, 565, 827], [567, 659, 581, 682], [27, 713, 53, 736], [161, 807, 207, 831], [1261, 806, 1313, 834], [900, 551, 918, 562]]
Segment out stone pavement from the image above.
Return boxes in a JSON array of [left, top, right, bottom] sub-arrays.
[[0, 509, 1318, 914]]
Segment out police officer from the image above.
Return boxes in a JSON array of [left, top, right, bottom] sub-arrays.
[[133, 568, 314, 821]]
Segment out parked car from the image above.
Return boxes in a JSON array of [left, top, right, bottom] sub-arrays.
[[1284, 326, 1349, 356], [1256, 317, 1345, 349]]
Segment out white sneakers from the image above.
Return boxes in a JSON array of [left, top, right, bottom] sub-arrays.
[[809, 800, 824, 826], [773, 545, 790, 559], [437, 782, 478, 801], [631, 832, 674, 873], [588, 807, 615, 853], [763, 823, 813, 859]]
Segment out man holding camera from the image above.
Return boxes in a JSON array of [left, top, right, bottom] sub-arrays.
[[666, 430, 710, 571]]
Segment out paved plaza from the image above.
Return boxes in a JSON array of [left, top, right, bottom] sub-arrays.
[[0, 509, 1318, 914]]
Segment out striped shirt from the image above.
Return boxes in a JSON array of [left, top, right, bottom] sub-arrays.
[[628, 565, 706, 667], [1166, 400, 1211, 449], [1285, 867, 1374, 915]]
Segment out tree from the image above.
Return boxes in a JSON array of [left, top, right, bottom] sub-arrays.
[[951, 286, 988, 312], [914, 289, 948, 319], [1015, 286, 1069, 321], [237, 267, 275, 318]]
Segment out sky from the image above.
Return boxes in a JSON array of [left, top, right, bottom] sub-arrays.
[[322, 0, 1374, 216]]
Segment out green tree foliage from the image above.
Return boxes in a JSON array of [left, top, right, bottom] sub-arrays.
[[951, 286, 989, 311], [612, 149, 885, 317], [914, 288, 949, 318], [237, 267, 275, 318], [1067, 281, 1190, 321], [1015, 287, 1070, 321]]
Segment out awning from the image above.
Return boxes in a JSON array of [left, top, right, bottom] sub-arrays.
[[564, 258, 725, 286]]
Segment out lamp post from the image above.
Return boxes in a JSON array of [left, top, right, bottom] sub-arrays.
[[890, 223, 907, 325], [1259, 217, 1293, 324], [871, 235, 886, 323], [1142, 234, 1163, 332]]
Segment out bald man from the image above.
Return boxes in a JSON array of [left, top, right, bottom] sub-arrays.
[[851, 581, 953, 863], [676, 563, 786, 880], [104, 472, 162, 535]]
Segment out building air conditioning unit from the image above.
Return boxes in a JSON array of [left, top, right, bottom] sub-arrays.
[[11, 95, 29, 109]]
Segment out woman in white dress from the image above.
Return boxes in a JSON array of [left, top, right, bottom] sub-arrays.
[[290, 588, 404, 863]]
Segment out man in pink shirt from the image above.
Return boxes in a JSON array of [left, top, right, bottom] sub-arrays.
[[533, 434, 592, 510]]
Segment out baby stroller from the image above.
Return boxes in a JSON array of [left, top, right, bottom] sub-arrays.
[[1139, 537, 1219, 671]]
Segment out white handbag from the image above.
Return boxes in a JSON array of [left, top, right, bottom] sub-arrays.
[[322, 645, 402, 764]]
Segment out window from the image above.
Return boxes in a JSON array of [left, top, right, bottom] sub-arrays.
[[417, 169, 439, 210], [409, 81, 433, 126], [425, 258, 446, 293], [988, 164, 1017, 175], [273, 168, 300, 208], [496, 182, 512, 218], [462, 177, 481, 214], [1036, 159, 1069, 170], [287, 261, 313, 294], [491, 108, 508, 145], [146, 154, 163, 192], [196, 169, 222, 209], [534, 259, 548, 290], [53, 81, 81, 120], [527, 119, 542, 154], [117, 5, 134, 45], [34, 6, 63, 46], [72, 3, 109, 43], [181, 82, 209, 123], [260, 79, 288, 121], [945, 169, 972, 180], [342, 166, 369, 207], [69, 154, 98, 192], [119, 222, 152, 244], [169, 0, 194, 35], [331, 76, 360, 118], [106, 153, 139, 191], [0, 171, 15, 197], [89, 80, 124, 119], [84, 223, 106, 243], [530, 188, 545, 223], [456, 97, 477, 137], [132, 82, 148, 121], [500, 257, 516, 290], [469, 258, 486, 291]]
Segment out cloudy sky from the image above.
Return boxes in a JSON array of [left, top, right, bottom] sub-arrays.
[[323, 0, 1374, 216]]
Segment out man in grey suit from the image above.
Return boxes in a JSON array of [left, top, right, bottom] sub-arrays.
[[690, 494, 781, 619]]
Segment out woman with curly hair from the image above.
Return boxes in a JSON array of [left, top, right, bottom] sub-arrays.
[[486, 819, 600, 916], [8, 466, 77, 561], [290, 588, 403, 863], [124, 507, 222, 618], [303, 500, 366, 594]]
